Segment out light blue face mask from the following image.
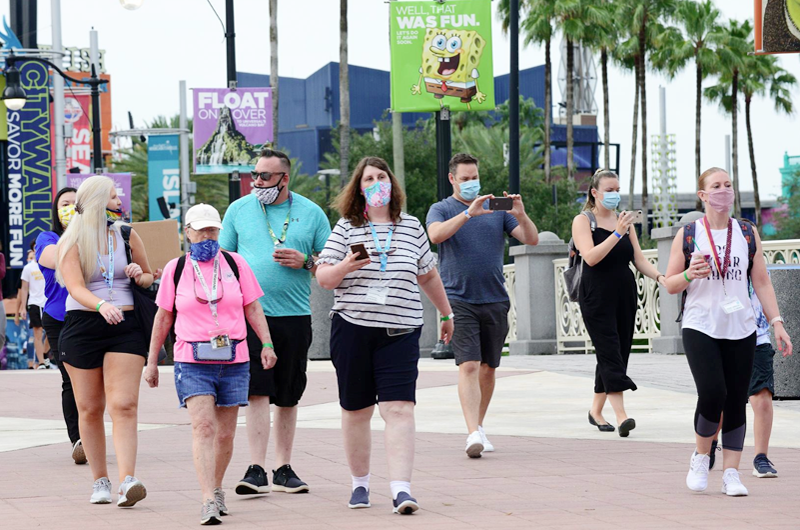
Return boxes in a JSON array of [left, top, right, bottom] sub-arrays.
[[600, 191, 621, 210], [459, 180, 481, 201]]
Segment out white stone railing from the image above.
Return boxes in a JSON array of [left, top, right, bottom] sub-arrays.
[[503, 264, 517, 343], [544, 239, 800, 355]]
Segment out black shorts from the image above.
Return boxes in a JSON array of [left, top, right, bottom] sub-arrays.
[[27, 305, 43, 328], [329, 314, 421, 411], [41, 312, 64, 364], [59, 310, 147, 369], [247, 314, 312, 407], [749, 342, 776, 397], [451, 300, 510, 369]]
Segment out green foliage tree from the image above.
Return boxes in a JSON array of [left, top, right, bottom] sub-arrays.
[[772, 171, 800, 240]]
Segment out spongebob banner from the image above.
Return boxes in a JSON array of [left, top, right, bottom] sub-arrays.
[[755, 0, 800, 53], [390, 0, 494, 112]]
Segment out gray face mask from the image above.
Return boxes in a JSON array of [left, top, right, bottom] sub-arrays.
[[253, 183, 283, 205]]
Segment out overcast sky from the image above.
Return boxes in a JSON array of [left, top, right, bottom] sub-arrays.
[[5, 0, 799, 199]]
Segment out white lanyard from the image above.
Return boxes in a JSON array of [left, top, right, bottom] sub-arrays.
[[191, 253, 220, 327], [96, 231, 115, 300]]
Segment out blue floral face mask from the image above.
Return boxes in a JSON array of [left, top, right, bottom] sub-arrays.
[[190, 239, 220, 262], [363, 181, 392, 208]]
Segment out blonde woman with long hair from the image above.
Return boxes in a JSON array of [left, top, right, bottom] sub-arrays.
[[56, 175, 154, 507]]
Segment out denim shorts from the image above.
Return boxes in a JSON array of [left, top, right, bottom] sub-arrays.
[[174, 361, 250, 409]]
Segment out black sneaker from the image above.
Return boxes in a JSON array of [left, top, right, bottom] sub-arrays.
[[235, 464, 270, 495], [709, 439, 719, 470], [272, 464, 309, 493], [752, 453, 778, 478]]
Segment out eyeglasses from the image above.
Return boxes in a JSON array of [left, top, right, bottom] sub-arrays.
[[252, 171, 287, 182], [193, 270, 225, 304]]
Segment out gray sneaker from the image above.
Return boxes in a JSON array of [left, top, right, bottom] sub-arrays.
[[213, 487, 228, 516], [117, 475, 147, 507], [90, 477, 112, 504], [201, 499, 221, 525]]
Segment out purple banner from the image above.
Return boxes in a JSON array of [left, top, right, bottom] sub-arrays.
[[192, 87, 273, 174], [66, 173, 133, 221]]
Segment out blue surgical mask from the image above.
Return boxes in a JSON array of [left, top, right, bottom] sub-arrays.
[[459, 180, 481, 201], [600, 191, 621, 210], [190, 239, 220, 262]]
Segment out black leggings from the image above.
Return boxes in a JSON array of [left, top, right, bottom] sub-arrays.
[[42, 312, 80, 445], [682, 329, 756, 452]]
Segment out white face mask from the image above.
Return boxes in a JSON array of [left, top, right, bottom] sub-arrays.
[[253, 182, 283, 205]]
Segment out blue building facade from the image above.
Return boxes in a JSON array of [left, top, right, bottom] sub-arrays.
[[238, 63, 598, 175]]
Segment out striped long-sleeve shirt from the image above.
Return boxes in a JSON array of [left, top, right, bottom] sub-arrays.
[[317, 213, 437, 328]]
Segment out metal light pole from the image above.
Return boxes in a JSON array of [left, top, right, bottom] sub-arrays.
[[226, 0, 241, 204], [435, 108, 452, 201], [509, 0, 520, 196], [51, 0, 67, 189], [90, 29, 103, 173]]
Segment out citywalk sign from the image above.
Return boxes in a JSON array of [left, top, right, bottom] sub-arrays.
[[6, 61, 52, 269], [755, 0, 800, 53], [389, 0, 495, 112]]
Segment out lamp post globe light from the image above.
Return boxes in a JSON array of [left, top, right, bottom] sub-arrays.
[[119, 0, 144, 10], [1, 61, 26, 111]]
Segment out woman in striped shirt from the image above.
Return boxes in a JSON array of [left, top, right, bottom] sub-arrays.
[[317, 156, 453, 515]]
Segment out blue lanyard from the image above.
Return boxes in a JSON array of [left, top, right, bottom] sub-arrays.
[[96, 231, 115, 300], [368, 221, 393, 273]]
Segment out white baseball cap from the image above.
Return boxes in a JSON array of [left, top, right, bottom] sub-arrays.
[[185, 203, 223, 230]]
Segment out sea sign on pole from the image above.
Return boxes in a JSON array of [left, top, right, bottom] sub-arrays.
[[390, 0, 494, 113], [50, 95, 92, 177], [192, 88, 273, 174], [6, 61, 52, 269], [66, 173, 133, 221], [755, 0, 800, 54], [147, 134, 181, 222]]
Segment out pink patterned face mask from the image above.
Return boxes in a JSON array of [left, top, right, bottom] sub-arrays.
[[363, 180, 392, 208], [706, 187, 734, 213]]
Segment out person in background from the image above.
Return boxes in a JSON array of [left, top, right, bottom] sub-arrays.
[[317, 156, 454, 515], [144, 204, 277, 525], [17, 245, 49, 369], [571, 169, 666, 437], [221, 148, 331, 496], [56, 175, 154, 506], [664, 167, 792, 497], [36, 187, 84, 463], [426, 152, 539, 458]]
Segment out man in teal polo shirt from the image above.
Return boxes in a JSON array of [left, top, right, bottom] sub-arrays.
[[221, 148, 331, 496]]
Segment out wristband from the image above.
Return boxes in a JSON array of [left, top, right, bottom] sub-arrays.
[[770, 316, 785, 327], [612, 230, 622, 239], [96, 300, 106, 311], [683, 271, 692, 283], [463, 210, 472, 220], [440, 313, 455, 322], [262, 342, 274, 349]]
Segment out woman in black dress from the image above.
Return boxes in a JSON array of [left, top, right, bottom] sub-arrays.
[[571, 169, 666, 437]]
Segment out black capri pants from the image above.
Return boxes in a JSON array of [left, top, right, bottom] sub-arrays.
[[682, 328, 756, 452]]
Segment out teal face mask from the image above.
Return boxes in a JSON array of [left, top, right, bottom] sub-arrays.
[[459, 180, 481, 201], [600, 191, 621, 210]]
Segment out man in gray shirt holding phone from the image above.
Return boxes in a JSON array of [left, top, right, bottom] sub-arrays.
[[426, 153, 539, 458]]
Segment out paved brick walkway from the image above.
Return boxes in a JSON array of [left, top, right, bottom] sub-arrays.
[[1, 355, 799, 529]]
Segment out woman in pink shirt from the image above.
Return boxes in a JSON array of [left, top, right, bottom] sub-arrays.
[[143, 204, 276, 525]]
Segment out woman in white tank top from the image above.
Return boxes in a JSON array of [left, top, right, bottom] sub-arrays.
[[664, 168, 792, 497]]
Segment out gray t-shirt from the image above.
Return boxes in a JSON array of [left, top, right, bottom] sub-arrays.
[[426, 196, 518, 304]]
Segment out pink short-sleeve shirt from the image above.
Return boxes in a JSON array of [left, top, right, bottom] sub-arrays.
[[156, 251, 263, 363]]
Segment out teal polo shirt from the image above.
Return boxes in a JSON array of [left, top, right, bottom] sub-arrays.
[[220, 192, 331, 317]]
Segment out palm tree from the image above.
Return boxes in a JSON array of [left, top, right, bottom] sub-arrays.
[[612, 37, 640, 210], [617, 0, 676, 238], [502, 0, 555, 182], [269, 0, 279, 145], [339, 0, 350, 183], [667, 0, 723, 211], [740, 54, 795, 227]]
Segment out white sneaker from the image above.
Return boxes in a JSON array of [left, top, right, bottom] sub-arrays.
[[117, 475, 147, 507], [90, 477, 112, 504], [478, 426, 494, 452], [465, 431, 483, 458], [686, 451, 710, 492], [71, 439, 87, 465], [721, 468, 749, 496]]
